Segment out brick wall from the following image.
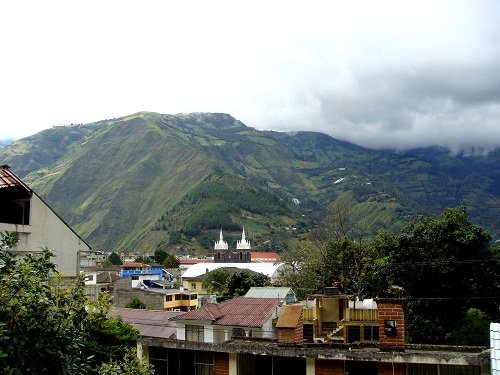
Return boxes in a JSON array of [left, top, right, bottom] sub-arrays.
[[378, 362, 406, 375], [376, 298, 405, 351], [214, 352, 229, 375], [315, 359, 344, 375]]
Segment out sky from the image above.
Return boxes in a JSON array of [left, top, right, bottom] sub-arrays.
[[1, 1, 499, 153]]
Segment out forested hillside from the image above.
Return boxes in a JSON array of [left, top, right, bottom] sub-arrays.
[[1, 112, 499, 253]]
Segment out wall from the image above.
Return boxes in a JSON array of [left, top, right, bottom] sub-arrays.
[[3, 194, 90, 276], [112, 279, 165, 309], [377, 299, 405, 351]]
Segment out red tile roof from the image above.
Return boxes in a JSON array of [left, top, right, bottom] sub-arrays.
[[175, 297, 281, 328], [250, 252, 279, 262]]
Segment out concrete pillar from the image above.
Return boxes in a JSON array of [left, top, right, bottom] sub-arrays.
[[229, 353, 237, 375]]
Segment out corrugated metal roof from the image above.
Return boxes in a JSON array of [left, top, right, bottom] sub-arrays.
[[245, 287, 293, 299], [175, 297, 281, 328], [110, 307, 184, 339], [276, 305, 303, 328], [491, 322, 500, 374]]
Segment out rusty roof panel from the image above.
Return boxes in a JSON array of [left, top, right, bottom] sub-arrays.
[[175, 297, 281, 328], [276, 304, 303, 328]]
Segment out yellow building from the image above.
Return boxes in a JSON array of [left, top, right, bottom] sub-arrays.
[[164, 290, 198, 312]]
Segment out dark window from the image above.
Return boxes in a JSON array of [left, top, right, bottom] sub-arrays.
[[232, 327, 246, 338], [303, 324, 314, 342], [363, 325, 379, 341], [194, 351, 214, 375], [182, 294, 190, 300], [132, 276, 139, 280], [175, 294, 182, 300], [347, 325, 360, 343], [166, 295, 172, 302]]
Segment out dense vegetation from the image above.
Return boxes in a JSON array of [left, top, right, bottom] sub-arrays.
[[280, 207, 499, 345], [201, 268, 270, 301], [0, 233, 152, 374]]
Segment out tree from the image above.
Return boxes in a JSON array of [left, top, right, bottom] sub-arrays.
[[163, 254, 179, 269], [126, 297, 147, 309], [152, 249, 169, 264], [372, 207, 499, 344], [0, 232, 144, 374], [226, 270, 270, 298], [98, 348, 153, 375], [202, 268, 231, 294], [107, 252, 123, 265]]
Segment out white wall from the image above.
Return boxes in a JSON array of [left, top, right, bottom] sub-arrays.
[[1, 194, 90, 277]]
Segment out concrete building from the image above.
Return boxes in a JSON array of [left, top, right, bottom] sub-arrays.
[[0, 165, 90, 276], [137, 297, 490, 374]]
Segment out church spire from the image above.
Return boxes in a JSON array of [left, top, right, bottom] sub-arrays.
[[214, 228, 228, 250], [236, 227, 251, 250]]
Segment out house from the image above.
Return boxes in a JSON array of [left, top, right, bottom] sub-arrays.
[[83, 267, 120, 300], [173, 296, 282, 343], [137, 297, 490, 374], [0, 165, 91, 276], [120, 262, 163, 279], [244, 287, 297, 304]]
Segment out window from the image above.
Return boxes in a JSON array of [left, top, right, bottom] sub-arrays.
[[185, 325, 204, 342], [165, 295, 172, 302], [232, 327, 246, 338], [182, 294, 190, 300], [191, 294, 197, 300], [195, 351, 214, 375], [175, 294, 182, 300], [384, 320, 397, 336], [132, 276, 139, 280], [191, 283, 197, 290]]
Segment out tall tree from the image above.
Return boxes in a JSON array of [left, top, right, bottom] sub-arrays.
[[372, 207, 499, 344]]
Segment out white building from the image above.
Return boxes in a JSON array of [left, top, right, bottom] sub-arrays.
[[0, 165, 91, 276]]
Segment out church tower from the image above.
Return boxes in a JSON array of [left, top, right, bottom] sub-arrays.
[[214, 228, 229, 263], [236, 228, 251, 263]]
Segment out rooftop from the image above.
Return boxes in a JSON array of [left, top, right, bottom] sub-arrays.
[[111, 307, 184, 339], [174, 297, 281, 328]]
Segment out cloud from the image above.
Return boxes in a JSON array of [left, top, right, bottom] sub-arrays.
[[1, 1, 500, 153]]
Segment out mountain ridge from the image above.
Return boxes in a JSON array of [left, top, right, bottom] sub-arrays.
[[1, 111, 499, 253]]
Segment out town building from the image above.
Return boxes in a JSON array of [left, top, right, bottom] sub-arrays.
[[136, 296, 490, 374], [111, 277, 198, 311], [0, 165, 90, 276]]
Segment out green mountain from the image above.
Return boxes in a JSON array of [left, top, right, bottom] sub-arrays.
[[1, 112, 499, 254]]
